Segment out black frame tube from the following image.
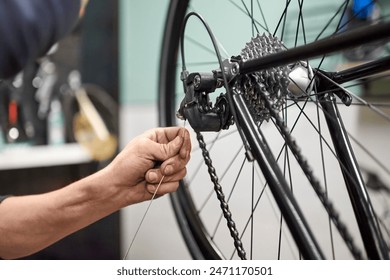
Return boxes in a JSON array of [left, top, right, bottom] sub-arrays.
[[240, 22, 390, 75], [233, 93, 325, 260], [332, 56, 390, 84], [320, 94, 389, 260]]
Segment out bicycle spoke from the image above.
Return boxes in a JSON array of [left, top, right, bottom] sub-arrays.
[[236, 166, 300, 259], [211, 157, 246, 245], [314, 85, 336, 259], [227, 0, 268, 33], [188, 132, 221, 184], [256, 0, 269, 32], [294, 0, 304, 47], [317, 71, 390, 123], [161, 0, 390, 260], [274, 0, 292, 40], [250, 161, 255, 260], [197, 144, 244, 214]]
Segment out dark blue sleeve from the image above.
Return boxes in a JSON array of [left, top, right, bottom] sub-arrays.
[[0, 0, 81, 79], [0, 195, 10, 203]]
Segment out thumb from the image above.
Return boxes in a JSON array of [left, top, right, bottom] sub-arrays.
[[150, 134, 184, 161]]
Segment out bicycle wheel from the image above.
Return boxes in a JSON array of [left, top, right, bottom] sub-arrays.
[[159, 0, 390, 259]]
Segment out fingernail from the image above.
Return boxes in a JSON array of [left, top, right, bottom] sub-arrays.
[[164, 165, 173, 175], [148, 171, 158, 182], [147, 185, 156, 194], [175, 133, 184, 144]]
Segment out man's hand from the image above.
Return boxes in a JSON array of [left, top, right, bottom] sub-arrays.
[[105, 127, 191, 205]]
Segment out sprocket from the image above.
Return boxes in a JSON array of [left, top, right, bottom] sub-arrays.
[[240, 33, 290, 122]]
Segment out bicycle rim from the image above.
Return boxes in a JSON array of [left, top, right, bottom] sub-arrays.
[[159, 0, 390, 259]]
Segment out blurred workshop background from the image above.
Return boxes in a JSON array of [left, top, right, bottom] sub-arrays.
[[1, 0, 389, 260]]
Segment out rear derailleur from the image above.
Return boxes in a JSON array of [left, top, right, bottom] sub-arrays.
[[176, 59, 239, 132]]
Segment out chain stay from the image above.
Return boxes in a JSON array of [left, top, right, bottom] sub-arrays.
[[255, 83, 363, 259]]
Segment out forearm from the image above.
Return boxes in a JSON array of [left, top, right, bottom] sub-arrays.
[[0, 168, 126, 259], [0, 127, 191, 259]]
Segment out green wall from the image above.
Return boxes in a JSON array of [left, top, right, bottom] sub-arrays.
[[119, 0, 388, 105], [120, 0, 169, 104], [119, 0, 342, 105]]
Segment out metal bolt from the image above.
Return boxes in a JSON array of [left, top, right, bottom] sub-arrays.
[[194, 75, 201, 88], [231, 63, 239, 75]]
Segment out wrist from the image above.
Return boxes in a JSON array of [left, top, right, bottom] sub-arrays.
[[82, 167, 129, 211]]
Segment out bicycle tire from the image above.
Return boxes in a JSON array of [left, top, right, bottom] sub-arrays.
[[159, 0, 390, 259]]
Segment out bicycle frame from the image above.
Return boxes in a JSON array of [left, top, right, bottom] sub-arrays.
[[231, 21, 390, 259], [184, 22, 390, 259], [239, 22, 390, 74], [159, 0, 390, 259], [233, 92, 325, 259]]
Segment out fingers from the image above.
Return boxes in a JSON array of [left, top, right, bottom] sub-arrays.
[[155, 127, 188, 142], [161, 134, 184, 162], [145, 126, 186, 144], [145, 181, 180, 196], [161, 148, 190, 176], [145, 168, 186, 195], [146, 167, 187, 185], [139, 127, 191, 200], [146, 147, 189, 183], [179, 128, 191, 160], [147, 133, 183, 162], [146, 127, 191, 166]]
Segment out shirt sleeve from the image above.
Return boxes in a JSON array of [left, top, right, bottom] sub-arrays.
[[0, 0, 81, 79], [0, 195, 10, 204]]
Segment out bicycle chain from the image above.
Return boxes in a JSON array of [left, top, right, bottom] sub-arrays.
[[251, 78, 363, 259], [195, 131, 247, 260]]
